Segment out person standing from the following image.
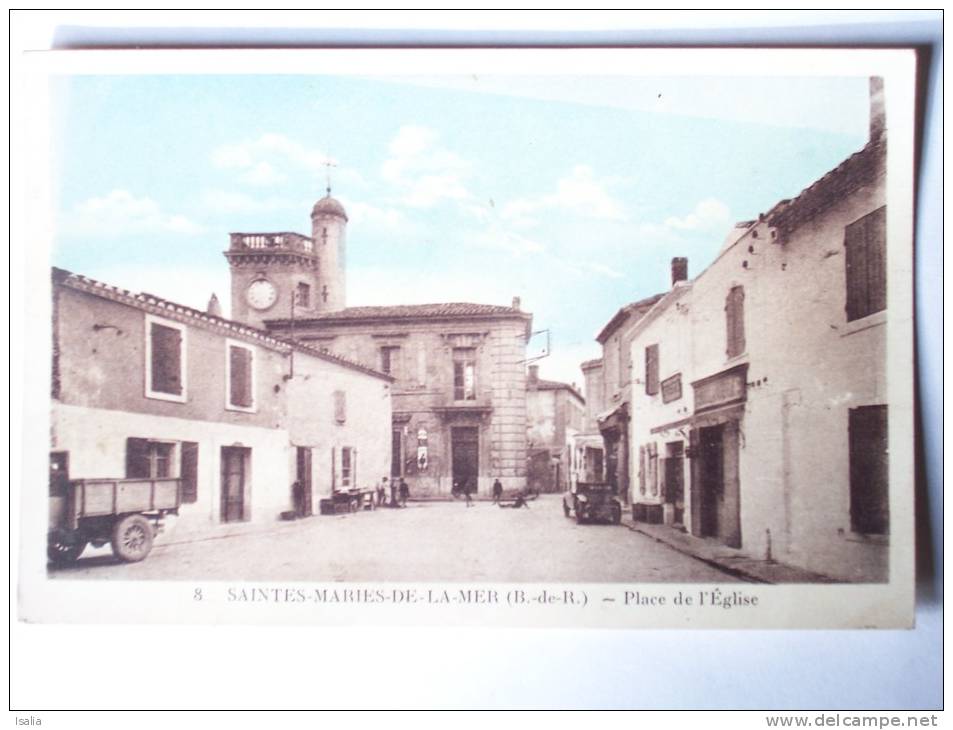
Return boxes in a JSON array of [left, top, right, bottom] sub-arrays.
[[463, 478, 473, 507], [492, 478, 503, 504], [378, 477, 389, 507], [399, 478, 409, 507]]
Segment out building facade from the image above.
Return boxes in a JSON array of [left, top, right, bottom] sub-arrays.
[[573, 358, 607, 485], [51, 268, 392, 537], [626, 80, 889, 581], [525, 365, 585, 493], [226, 193, 532, 498]]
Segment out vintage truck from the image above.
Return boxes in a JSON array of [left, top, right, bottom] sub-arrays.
[[48, 472, 182, 565], [562, 481, 622, 525]]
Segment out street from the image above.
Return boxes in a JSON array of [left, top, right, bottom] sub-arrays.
[[50, 495, 742, 583]]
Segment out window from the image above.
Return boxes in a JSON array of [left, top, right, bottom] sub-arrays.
[[845, 206, 887, 322], [341, 447, 355, 488], [453, 347, 477, 401], [145, 315, 187, 402], [226, 341, 255, 411], [380, 346, 401, 378], [725, 285, 746, 358], [849, 405, 889, 535], [645, 344, 659, 395], [333, 390, 347, 424], [296, 282, 311, 309], [126, 438, 175, 479]]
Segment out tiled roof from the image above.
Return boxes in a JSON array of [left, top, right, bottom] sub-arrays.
[[595, 292, 665, 343], [580, 358, 603, 370], [52, 268, 392, 382], [270, 302, 527, 324], [535, 378, 585, 402], [767, 136, 885, 236]]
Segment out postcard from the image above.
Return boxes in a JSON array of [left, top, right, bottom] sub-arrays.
[[15, 47, 918, 628]]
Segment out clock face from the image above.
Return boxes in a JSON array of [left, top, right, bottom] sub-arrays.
[[246, 279, 278, 310]]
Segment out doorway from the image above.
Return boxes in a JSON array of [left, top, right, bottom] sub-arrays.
[[691, 423, 741, 547], [451, 427, 479, 494], [295, 447, 313, 517], [221, 446, 250, 523], [664, 441, 685, 525]]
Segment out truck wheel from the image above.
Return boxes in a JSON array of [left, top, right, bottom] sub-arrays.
[[48, 537, 86, 565], [111, 515, 154, 562]]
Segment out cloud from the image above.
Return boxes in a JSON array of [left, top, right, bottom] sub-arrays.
[[342, 200, 406, 231], [60, 189, 205, 237], [662, 197, 732, 232], [467, 229, 545, 257], [381, 125, 472, 208], [211, 133, 363, 189], [502, 165, 628, 225], [198, 189, 298, 215]]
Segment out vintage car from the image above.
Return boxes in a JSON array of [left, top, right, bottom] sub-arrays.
[[562, 481, 622, 525]]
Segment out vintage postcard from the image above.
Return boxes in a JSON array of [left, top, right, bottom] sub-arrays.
[[15, 47, 917, 628]]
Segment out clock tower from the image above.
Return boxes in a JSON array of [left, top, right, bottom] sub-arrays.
[[224, 190, 348, 329]]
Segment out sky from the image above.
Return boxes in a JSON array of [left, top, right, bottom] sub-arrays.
[[50, 73, 870, 388]]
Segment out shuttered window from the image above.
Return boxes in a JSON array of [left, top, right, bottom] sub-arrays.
[[180, 441, 199, 504], [845, 206, 887, 322], [228, 344, 254, 409], [150, 322, 183, 396], [126, 438, 174, 479], [849, 405, 889, 535], [645, 344, 659, 395], [726, 286, 746, 358], [453, 348, 477, 401]]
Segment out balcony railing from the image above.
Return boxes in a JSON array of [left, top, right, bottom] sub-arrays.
[[229, 232, 315, 254]]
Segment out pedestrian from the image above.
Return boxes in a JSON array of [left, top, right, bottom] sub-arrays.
[[399, 478, 409, 507], [291, 480, 304, 517], [463, 478, 473, 507], [378, 477, 389, 507], [492, 477, 503, 504]]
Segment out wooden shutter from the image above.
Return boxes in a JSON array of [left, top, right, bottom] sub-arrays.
[[866, 206, 887, 315], [645, 344, 659, 395], [229, 346, 253, 408], [638, 445, 646, 494], [844, 217, 868, 321], [180, 442, 199, 503], [126, 437, 150, 478], [849, 405, 889, 534], [151, 323, 182, 395]]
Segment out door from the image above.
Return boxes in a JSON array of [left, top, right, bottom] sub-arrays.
[[391, 429, 403, 478], [697, 425, 724, 539], [451, 427, 479, 494], [221, 447, 249, 523], [665, 442, 685, 525], [296, 447, 313, 517]]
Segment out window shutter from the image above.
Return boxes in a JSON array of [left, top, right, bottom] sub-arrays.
[[334, 390, 346, 424], [726, 286, 746, 358], [126, 438, 150, 478], [638, 445, 646, 494], [151, 323, 182, 395], [645, 344, 659, 395], [229, 346, 253, 407], [180, 442, 199, 503], [866, 206, 887, 315], [844, 218, 868, 321]]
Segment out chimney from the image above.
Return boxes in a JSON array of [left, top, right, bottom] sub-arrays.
[[869, 76, 885, 142], [528, 364, 539, 384], [671, 257, 688, 287], [207, 293, 222, 317], [512, 296, 521, 311]]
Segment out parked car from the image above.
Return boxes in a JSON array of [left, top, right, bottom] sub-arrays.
[[562, 481, 622, 524]]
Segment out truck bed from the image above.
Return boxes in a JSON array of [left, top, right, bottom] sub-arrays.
[[67, 477, 181, 526]]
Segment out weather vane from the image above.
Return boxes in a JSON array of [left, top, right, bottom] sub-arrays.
[[323, 159, 337, 196]]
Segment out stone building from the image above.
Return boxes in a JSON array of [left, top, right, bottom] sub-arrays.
[[225, 192, 531, 498], [51, 267, 392, 537], [525, 365, 585, 493], [625, 79, 891, 581]]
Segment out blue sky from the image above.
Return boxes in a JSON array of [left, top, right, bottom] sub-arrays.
[[51, 73, 870, 385]]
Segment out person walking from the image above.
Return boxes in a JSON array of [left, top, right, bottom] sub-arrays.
[[398, 478, 409, 507], [492, 477, 503, 504], [378, 477, 389, 508]]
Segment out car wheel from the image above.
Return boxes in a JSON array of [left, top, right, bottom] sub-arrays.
[[111, 514, 154, 562]]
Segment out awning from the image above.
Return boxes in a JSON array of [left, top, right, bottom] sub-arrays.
[[690, 402, 746, 429]]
